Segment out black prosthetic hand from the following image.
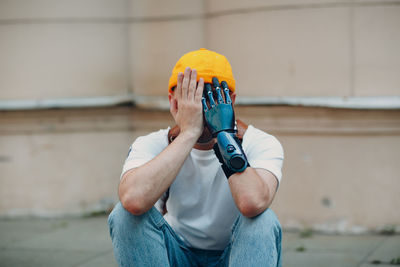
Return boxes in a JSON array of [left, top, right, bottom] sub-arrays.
[[202, 77, 249, 178]]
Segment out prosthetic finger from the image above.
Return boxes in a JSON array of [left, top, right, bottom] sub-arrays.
[[212, 77, 220, 89], [221, 81, 231, 104], [212, 77, 224, 104], [202, 97, 208, 112], [205, 83, 216, 108]]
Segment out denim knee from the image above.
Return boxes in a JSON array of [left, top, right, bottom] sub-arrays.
[[227, 209, 282, 267], [108, 203, 172, 266], [108, 202, 159, 238], [108, 202, 132, 237], [233, 208, 282, 240]]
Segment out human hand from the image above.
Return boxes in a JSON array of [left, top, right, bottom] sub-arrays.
[[170, 67, 204, 139]]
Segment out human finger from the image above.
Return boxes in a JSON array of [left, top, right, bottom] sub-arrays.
[[170, 97, 178, 118], [176, 72, 184, 100], [188, 69, 197, 100], [195, 77, 204, 103], [182, 67, 191, 99]]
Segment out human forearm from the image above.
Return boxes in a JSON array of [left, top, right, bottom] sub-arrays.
[[119, 131, 199, 215], [119, 68, 204, 215], [228, 168, 278, 218]]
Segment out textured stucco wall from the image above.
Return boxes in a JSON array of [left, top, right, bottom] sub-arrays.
[[0, 0, 399, 100], [1, 107, 399, 233], [0, 1, 399, 232]]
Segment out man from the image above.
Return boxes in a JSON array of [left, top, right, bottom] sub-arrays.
[[108, 48, 284, 266]]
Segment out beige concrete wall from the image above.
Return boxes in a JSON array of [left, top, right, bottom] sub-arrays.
[[130, 18, 205, 96], [1, 107, 399, 233], [1, 0, 399, 100], [354, 4, 400, 96], [0, 0, 130, 100], [0, 107, 172, 216], [0, 0, 399, 232], [206, 4, 352, 97], [273, 135, 400, 232]]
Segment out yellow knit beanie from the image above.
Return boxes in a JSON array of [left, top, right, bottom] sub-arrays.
[[168, 48, 235, 93]]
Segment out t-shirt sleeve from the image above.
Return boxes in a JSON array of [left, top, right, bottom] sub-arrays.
[[121, 129, 169, 179], [242, 125, 284, 184]]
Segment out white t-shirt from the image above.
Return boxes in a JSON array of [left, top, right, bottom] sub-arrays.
[[121, 125, 284, 250]]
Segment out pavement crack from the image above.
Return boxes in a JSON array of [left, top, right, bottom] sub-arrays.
[[356, 236, 388, 267]]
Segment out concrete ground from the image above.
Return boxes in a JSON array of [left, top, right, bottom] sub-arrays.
[[0, 215, 398, 267]]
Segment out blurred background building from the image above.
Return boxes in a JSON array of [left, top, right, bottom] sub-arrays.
[[0, 0, 399, 234]]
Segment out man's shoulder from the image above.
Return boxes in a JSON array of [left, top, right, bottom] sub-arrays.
[[140, 128, 169, 140], [245, 125, 277, 140], [243, 125, 283, 151], [132, 128, 170, 148]]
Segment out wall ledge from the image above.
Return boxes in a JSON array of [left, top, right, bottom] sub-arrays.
[[1, 95, 399, 111]]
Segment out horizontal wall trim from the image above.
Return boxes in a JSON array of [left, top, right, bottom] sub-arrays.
[[0, 95, 399, 110], [236, 96, 400, 110], [1, 106, 399, 136], [0, 1, 399, 25], [0, 95, 133, 110]]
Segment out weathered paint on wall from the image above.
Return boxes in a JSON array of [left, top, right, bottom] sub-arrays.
[[0, 0, 399, 233], [1, 106, 399, 233]]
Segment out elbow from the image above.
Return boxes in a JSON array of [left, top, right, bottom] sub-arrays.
[[120, 194, 149, 215], [237, 195, 270, 218], [238, 203, 263, 218], [119, 190, 150, 216], [118, 171, 152, 216]]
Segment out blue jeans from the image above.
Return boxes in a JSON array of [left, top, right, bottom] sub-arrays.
[[108, 202, 282, 267]]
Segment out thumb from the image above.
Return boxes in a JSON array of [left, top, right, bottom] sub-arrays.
[[170, 98, 178, 118]]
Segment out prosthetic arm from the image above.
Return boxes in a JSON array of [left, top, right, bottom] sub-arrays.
[[202, 77, 249, 178]]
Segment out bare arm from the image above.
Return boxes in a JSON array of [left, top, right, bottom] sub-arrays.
[[119, 132, 199, 215], [119, 67, 204, 215], [228, 168, 278, 218]]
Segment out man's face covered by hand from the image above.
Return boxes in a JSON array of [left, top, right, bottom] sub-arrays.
[[167, 49, 236, 144], [169, 68, 248, 177], [169, 73, 236, 144]]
